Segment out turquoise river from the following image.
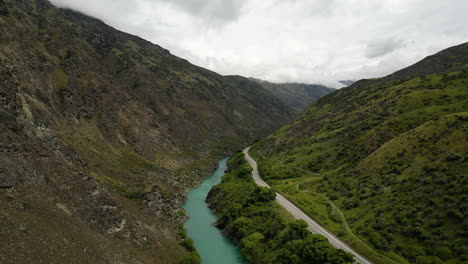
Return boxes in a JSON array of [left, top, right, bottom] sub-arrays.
[[182, 158, 245, 264]]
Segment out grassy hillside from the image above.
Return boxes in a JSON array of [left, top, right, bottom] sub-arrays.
[[0, 0, 293, 263], [251, 78, 335, 112], [251, 43, 468, 263], [207, 152, 354, 264]]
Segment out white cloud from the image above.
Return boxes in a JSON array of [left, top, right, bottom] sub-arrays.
[[49, 0, 468, 88]]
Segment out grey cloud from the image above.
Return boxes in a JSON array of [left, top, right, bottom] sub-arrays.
[[49, 0, 138, 20], [365, 38, 405, 59], [48, 0, 468, 88], [159, 0, 247, 23], [276, 0, 335, 16]]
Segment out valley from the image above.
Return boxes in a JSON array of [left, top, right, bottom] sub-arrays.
[[207, 152, 355, 264], [250, 78, 335, 112], [182, 158, 244, 264], [0, 0, 293, 263], [0, 0, 466, 263]]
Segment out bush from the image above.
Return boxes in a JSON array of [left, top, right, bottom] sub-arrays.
[[342, 197, 359, 209], [415, 256, 444, 264], [435, 246, 452, 261], [278, 220, 309, 243], [230, 217, 252, 238], [241, 232, 266, 263], [248, 187, 276, 204], [236, 166, 251, 178], [181, 237, 196, 252], [178, 252, 201, 264], [224, 203, 243, 221], [369, 232, 390, 250]]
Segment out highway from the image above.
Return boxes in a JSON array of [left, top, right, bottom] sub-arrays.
[[243, 147, 372, 264]]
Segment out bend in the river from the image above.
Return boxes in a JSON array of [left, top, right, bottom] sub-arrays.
[[183, 158, 245, 264]]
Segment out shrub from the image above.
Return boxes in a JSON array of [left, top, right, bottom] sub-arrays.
[[230, 217, 253, 238], [435, 246, 452, 261], [415, 256, 444, 264], [369, 232, 390, 250], [178, 252, 201, 264], [248, 187, 276, 204], [236, 166, 251, 179], [181, 237, 196, 252], [241, 232, 266, 263]]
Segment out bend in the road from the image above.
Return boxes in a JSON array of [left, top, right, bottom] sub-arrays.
[[242, 147, 372, 264]]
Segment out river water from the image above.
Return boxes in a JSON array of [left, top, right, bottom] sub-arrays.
[[182, 158, 245, 264]]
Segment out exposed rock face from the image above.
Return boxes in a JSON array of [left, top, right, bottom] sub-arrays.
[[0, 0, 9, 16], [0, 0, 294, 263]]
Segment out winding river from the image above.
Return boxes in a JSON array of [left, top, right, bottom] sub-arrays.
[[182, 158, 245, 264]]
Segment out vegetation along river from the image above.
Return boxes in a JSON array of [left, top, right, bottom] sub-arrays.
[[182, 158, 245, 264]]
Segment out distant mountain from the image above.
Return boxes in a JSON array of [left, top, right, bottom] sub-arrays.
[[251, 42, 468, 263], [339, 80, 356, 86], [0, 0, 293, 263], [250, 78, 335, 112]]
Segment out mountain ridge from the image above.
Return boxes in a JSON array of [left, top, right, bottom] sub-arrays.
[[249, 78, 335, 112], [251, 42, 468, 263], [0, 0, 293, 263]]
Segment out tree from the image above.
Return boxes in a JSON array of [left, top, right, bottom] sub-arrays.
[[236, 166, 251, 178], [248, 186, 276, 204], [241, 232, 267, 264], [278, 220, 309, 243], [435, 246, 452, 261], [276, 247, 301, 264], [276, 234, 354, 264], [224, 203, 243, 221], [230, 217, 252, 238]]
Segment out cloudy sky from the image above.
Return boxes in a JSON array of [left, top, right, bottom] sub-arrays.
[[50, 0, 468, 87]]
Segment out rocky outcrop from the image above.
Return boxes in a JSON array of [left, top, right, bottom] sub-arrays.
[[0, 0, 294, 263]]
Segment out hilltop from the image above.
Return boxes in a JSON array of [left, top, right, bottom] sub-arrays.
[[251, 42, 468, 263], [250, 78, 335, 112]]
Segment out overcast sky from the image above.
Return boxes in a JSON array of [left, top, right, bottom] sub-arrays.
[[50, 0, 468, 88]]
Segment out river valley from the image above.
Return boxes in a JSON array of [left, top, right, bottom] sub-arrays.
[[182, 158, 245, 264]]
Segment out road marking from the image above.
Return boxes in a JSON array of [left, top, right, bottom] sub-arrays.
[[243, 147, 372, 264]]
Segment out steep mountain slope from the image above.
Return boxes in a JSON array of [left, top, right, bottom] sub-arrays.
[[251, 78, 335, 111], [251, 43, 468, 263], [0, 0, 293, 263]]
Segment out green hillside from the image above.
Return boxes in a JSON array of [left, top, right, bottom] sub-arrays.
[[251, 43, 468, 263], [251, 78, 335, 112]]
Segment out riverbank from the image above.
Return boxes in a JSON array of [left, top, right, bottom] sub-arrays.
[[206, 152, 355, 264], [182, 158, 245, 264]]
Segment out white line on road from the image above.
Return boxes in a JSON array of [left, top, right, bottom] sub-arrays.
[[243, 147, 372, 264]]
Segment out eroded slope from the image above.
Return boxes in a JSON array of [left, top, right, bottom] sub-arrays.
[[0, 0, 293, 263]]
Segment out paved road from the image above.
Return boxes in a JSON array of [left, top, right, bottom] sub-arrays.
[[243, 147, 372, 264]]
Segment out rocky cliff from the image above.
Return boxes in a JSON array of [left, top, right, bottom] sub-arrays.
[[0, 0, 293, 263]]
